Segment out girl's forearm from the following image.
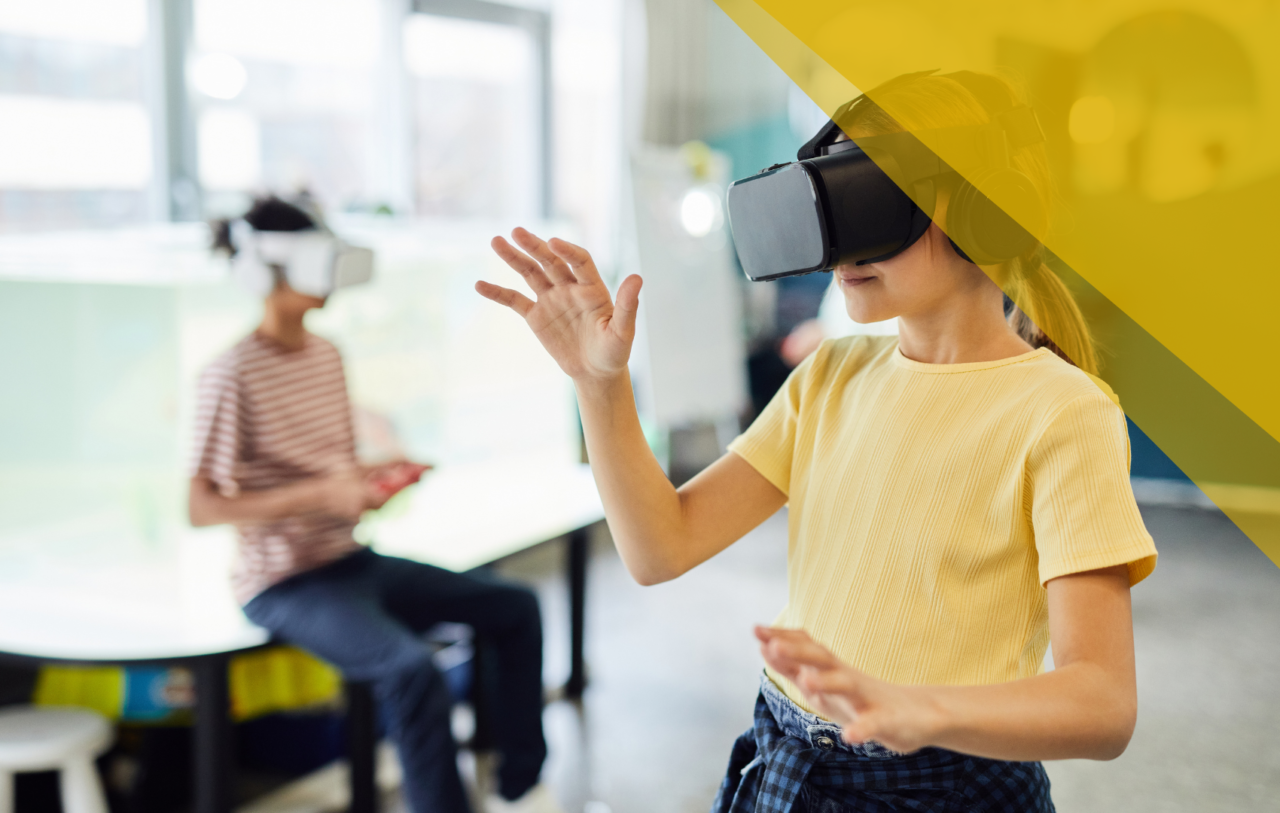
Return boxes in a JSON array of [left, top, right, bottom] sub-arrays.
[[480, 232, 785, 583], [574, 373, 690, 584], [923, 661, 1137, 761]]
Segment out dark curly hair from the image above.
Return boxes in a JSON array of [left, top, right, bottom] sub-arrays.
[[211, 196, 317, 257]]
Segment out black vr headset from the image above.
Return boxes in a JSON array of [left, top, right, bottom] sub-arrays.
[[726, 71, 1048, 281]]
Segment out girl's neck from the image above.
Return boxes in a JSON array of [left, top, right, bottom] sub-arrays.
[[896, 289, 1033, 366], [257, 305, 309, 351]]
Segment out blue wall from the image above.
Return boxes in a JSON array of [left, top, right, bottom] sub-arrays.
[[706, 113, 800, 183], [1128, 418, 1191, 481]]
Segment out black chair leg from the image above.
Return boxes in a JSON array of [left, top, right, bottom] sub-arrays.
[[345, 680, 378, 813]]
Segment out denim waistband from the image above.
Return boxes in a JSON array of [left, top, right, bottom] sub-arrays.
[[759, 672, 904, 760]]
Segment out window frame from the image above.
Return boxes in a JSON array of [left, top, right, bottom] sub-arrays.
[[148, 0, 552, 222]]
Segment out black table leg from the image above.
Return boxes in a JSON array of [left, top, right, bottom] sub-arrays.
[[469, 638, 495, 751], [565, 527, 589, 699], [345, 681, 379, 813], [193, 654, 234, 813]]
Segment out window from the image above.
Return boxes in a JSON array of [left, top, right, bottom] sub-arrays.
[[403, 13, 542, 219], [192, 0, 386, 216], [0, 0, 152, 232]]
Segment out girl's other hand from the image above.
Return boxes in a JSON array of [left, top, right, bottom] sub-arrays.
[[755, 625, 944, 755], [477, 228, 642, 383]]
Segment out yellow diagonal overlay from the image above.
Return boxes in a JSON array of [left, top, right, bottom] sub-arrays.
[[717, 0, 1280, 565]]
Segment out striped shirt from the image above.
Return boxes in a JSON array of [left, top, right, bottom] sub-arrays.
[[190, 331, 361, 604]]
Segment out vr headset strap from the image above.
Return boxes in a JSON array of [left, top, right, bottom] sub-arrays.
[[800, 70, 1046, 169], [945, 69, 1046, 149], [796, 98, 857, 161]]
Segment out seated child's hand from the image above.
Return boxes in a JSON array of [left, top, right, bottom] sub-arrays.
[[320, 472, 376, 521], [365, 460, 432, 507], [755, 625, 944, 755]]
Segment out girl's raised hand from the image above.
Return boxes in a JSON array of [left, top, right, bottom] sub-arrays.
[[755, 626, 944, 754], [477, 228, 643, 383]]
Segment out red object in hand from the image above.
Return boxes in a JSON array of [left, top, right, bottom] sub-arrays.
[[368, 462, 429, 498]]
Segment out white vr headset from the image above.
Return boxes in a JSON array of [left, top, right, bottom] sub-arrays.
[[229, 220, 375, 298]]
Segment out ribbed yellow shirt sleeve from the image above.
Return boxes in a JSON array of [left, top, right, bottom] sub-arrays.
[[727, 346, 823, 496], [1028, 393, 1158, 586]]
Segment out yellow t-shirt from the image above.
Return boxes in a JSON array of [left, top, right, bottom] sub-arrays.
[[729, 336, 1157, 710]]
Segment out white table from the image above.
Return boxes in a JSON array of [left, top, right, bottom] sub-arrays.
[[0, 460, 603, 813]]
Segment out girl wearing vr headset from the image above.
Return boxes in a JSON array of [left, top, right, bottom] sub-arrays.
[[479, 71, 1155, 812]]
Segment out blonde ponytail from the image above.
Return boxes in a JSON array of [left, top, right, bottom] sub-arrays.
[[844, 72, 1100, 376], [1005, 256, 1099, 376]]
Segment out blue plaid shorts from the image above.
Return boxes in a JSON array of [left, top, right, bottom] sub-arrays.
[[712, 674, 1055, 813]]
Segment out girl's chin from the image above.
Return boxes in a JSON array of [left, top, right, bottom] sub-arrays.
[[844, 307, 891, 325], [841, 291, 894, 325]]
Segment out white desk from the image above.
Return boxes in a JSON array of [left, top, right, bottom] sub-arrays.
[[0, 530, 266, 663], [0, 460, 604, 813], [367, 459, 604, 569]]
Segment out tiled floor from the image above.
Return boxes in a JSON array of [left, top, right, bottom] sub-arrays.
[[381, 503, 1280, 813]]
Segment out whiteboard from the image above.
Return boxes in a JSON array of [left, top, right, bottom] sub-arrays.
[[626, 145, 748, 427]]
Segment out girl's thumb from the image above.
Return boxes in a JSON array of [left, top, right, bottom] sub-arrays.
[[612, 275, 643, 338]]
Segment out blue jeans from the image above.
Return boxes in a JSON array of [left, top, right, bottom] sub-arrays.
[[243, 548, 546, 813]]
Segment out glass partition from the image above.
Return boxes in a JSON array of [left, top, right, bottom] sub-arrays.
[[0, 220, 578, 561]]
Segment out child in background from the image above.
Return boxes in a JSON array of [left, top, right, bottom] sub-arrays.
[[190, 196, 560, 813]]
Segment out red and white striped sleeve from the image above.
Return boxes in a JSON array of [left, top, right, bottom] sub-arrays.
[[189, 359, 244, 496]]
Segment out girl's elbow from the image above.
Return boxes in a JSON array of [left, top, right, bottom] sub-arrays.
[[1093, 699, 1138, 761], [1094, 729, 1133, 761], [630, 569, 668, 587], [627, 560, 680, 586], [619, 544, 687, 586]]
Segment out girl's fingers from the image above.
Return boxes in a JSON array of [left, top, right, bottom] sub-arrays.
[[548, 237, 603, 285], [610, 274, 643, 340], [491, 237, 553, 293], [796, 664, 853, 692], [841, 716, 877, 745], [755, 626, 813, 646], [757, 627, 817, 677], [796, 665, 867, 707], [764, 634, 842, 671], [841, 707, 905, 751], [475, 281, 534, 317], [756, 626, 815, 643], [809, 691, 859, 730], [512, 228, 576, 284]]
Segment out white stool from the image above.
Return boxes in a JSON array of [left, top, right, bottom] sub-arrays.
[[0, 706, 113, 813]]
